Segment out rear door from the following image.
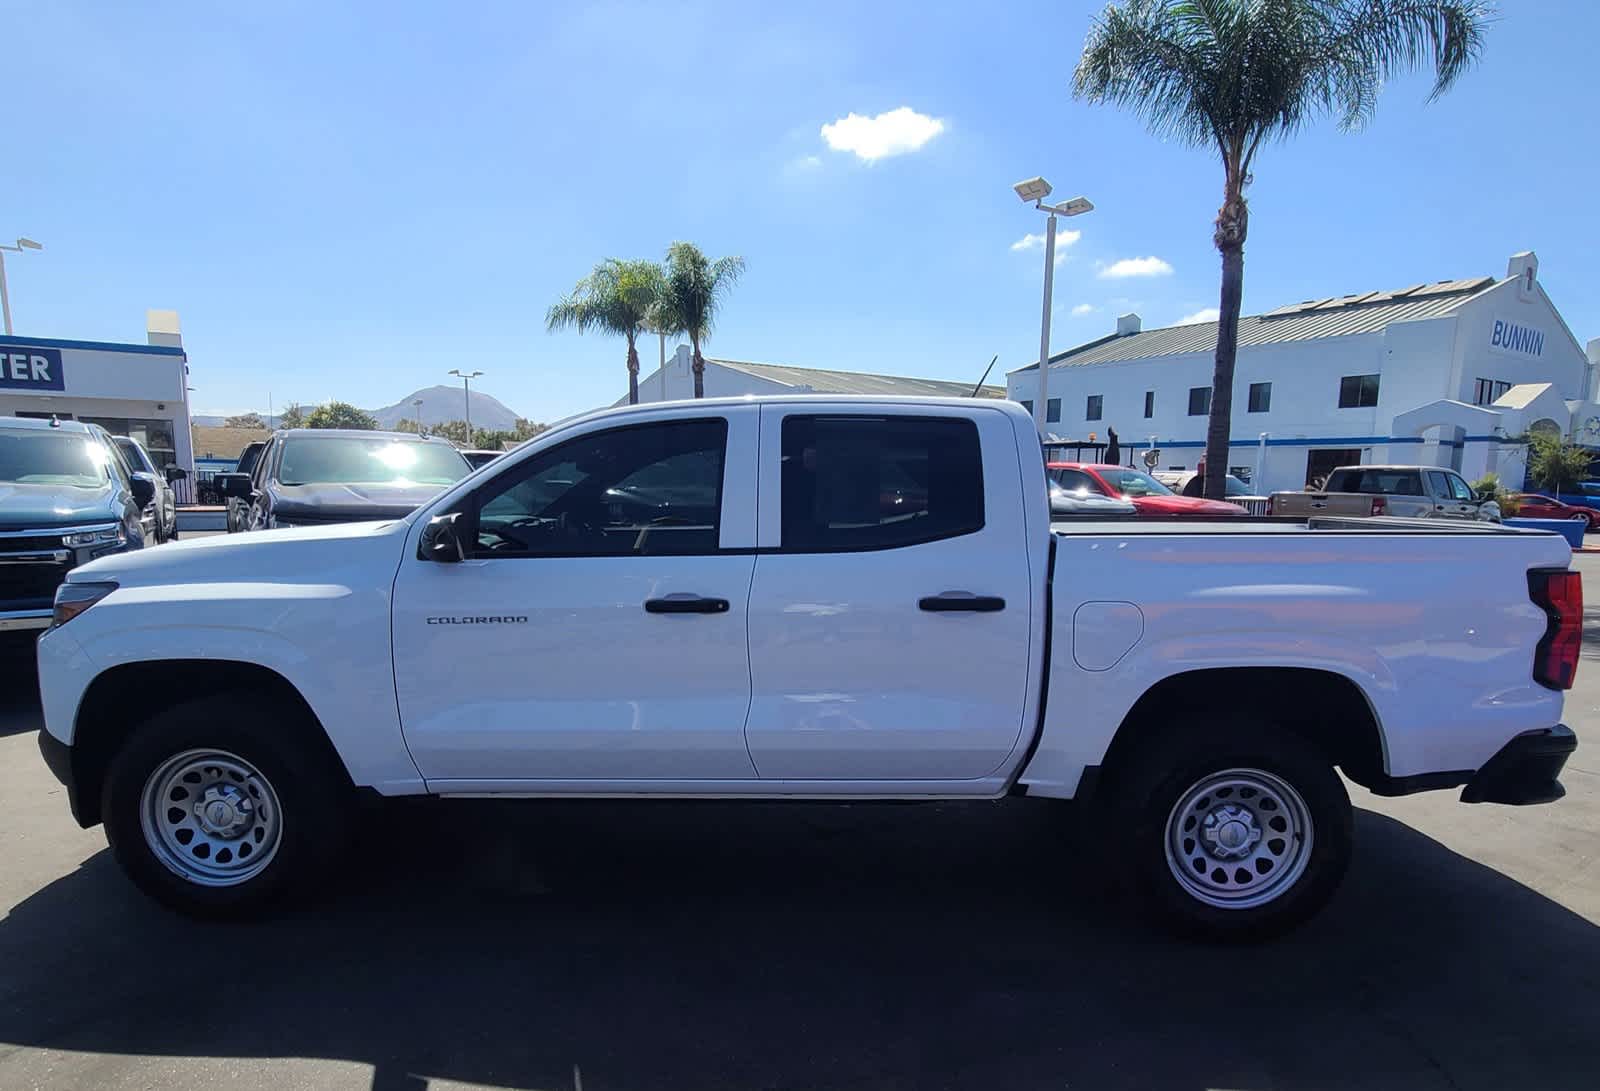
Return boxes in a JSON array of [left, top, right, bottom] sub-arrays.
[[744, 405, 1034, 782]]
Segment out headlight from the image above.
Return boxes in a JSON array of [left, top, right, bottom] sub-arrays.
[[63, 526, 125, 547], [52, 581, 119, 628]]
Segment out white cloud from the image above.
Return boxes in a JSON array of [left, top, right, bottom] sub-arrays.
[[1070, 303, 1096, 316], [1011, 229, 1081, 254], [820, 107, 945, 162], [1176, 307, 1221, 325], [1098, 256, 1174, 279]]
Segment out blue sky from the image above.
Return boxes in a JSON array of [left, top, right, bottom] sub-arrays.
[[8, 0, 1597, 422]]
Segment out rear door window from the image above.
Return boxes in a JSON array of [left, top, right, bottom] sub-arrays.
[[780, 415, 983, 551]]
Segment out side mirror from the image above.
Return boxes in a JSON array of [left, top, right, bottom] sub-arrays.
[[129, 474, 156, 508], [214, 473, 252, 499], [419, 513, 467, 563], [164, 464, 188, 483]]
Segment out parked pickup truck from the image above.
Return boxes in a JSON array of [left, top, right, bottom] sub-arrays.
[[34, 397, 1580, 939], [1270, 464, 1500, 521]]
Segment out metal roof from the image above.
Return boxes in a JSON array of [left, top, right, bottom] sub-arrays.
[[1013, 276, 1498, 372], [711, 358, 1005, 399]]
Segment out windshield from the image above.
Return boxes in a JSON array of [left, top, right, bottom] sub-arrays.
[[0, 429, 111, 487], [277, 436, 471, 487], [1097, 467, 1175, 498]]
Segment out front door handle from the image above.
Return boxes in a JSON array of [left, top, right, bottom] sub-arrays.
[[919, 592, 1005, 613], [645, 594, 730, 615]]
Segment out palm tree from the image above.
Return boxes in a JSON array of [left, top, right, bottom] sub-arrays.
[[661, 242, 746, 399], [1074, 0, 1488, 499], [546, 258, 666, 404]]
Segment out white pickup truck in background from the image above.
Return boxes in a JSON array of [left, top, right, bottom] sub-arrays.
[[34, 397, 1581, 939]]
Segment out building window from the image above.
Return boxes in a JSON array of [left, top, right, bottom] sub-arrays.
[[1085, 395, 1103, 421], [1473, 378, 1512, 406], [1143, 391, 1154, 418], [1247, 382, 1271, 413], [1188, 386, 1211, 416], [1338, 374, 1380, 408], [1019, 399, 1033, 415], [1046, 398, 1061, 423]]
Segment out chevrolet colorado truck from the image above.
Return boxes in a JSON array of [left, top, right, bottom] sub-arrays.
[[34, 397, 1581, 939]]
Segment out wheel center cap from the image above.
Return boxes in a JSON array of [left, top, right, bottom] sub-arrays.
[[194, 785, 254, 838], [1202, 804, 1262, 860]]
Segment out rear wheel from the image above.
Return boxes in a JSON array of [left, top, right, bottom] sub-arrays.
[[1114, 723, 1352, 941], [102, 695, 351, 918]]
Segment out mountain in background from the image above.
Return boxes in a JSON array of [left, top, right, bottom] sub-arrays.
[[194, 385, 527, 431], [370, 385, 523, 431]]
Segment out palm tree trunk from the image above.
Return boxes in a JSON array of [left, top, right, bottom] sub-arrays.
[[626, 334, 640, 405], [691, 335, 705, 399], [1204, 173, 1249, 501]]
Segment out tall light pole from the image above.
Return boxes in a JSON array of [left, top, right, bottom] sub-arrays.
[[1012, 179, 1093, 438], [413, 398, 424, 434], [448, 368, 483, 439], [0, 237, 44, 336]]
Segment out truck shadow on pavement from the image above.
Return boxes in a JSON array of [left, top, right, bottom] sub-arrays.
[[1, 797, 1597, 1090]]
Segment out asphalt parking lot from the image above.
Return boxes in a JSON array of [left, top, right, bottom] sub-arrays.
[[1, 558, 1597, 1090]]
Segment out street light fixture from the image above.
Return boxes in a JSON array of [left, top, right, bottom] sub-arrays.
[[412, 398, 424, 435], [448, 368, 484, 438], [0, 236, 44, 336], [1014, 179, 1094, 438]]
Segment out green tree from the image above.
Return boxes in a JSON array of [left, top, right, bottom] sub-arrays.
[[511, 417, 547, 441], [1074, 0, 1488, 499], [392, 418, 422, 435], [430, 419, 471, 445], [1526, 433, 1592, 494], [304, 401, 379, 430], [661, 242, 745, 398], [224, 412, 265, 429], [278, 403, 307, 429], [546, 258, 666, 405]]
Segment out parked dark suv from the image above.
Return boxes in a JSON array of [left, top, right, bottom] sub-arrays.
[[0, 416, 154, 634], [216, 429, 472, 530], [222, 439, 266, 533]]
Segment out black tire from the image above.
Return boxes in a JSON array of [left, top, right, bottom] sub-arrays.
[[101, 694, 352, 919], [1113, 721, 1352, 942]]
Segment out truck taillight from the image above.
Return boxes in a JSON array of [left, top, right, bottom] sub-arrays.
[[1370, 497, 1387, 516], [1529, 569, 1582, 690], [1266, 495, 1275, 516]]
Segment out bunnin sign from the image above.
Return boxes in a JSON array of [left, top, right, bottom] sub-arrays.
[[0, 347, 66, 391], [1488, 316, 1545, 359]]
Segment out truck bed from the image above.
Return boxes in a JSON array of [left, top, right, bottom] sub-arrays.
[[1050, 515, 1550, 537]]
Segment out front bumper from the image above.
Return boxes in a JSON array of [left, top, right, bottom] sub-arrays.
[[0, 608, 52, 632], [1461, 725, 1578, 805], [37, 728, 89, 826]]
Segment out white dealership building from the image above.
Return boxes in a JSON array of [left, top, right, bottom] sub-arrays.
[[1008, 251, 1600, 492], [0, 310, 196, 496]]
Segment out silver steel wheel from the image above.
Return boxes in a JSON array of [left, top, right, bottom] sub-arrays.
[[1163, 768, 1313, 910], [139, 749, 283, 887]]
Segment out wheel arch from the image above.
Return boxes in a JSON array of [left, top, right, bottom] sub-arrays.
[[1088, 667, 1387, 799], [71, 659, 354, 828]]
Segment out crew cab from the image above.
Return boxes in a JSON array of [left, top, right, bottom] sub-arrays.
[[1271, 465, 1500, 522], [1, 417, 154, 634], [34, 397, 1580, 939]]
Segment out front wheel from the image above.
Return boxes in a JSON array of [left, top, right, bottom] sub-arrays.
[[102, 695, 351, 918], [1115, 723, 1352, 941]]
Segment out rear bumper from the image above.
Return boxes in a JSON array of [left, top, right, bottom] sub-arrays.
[[37, 728, 90, 826], [1460, 725, 1577, 805]]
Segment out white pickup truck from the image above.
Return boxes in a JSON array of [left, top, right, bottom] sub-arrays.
[[34, 396, 1581, 939]]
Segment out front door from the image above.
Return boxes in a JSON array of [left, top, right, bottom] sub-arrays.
[[743, 407, 1035, 782], [392, 409, 760, 786], [1428, 470, 1480, 519]]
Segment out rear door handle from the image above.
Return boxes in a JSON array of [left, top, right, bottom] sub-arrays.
[[645, 594, 730, 615], [919, 592, 1006, 613]]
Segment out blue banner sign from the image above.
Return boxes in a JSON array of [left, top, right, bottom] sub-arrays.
[[0, 347, 66, 391]]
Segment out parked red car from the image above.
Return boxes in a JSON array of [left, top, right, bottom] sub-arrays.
[[1047, 462, 1249, 517], [1513, 492, 1600, 530]]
